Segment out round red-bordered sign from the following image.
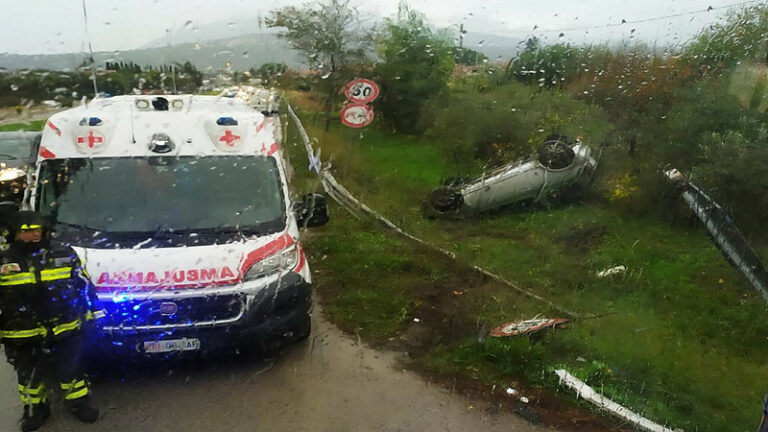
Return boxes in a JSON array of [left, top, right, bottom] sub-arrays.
[[340, 103, 374, 128], [344, 78, 379, 104]]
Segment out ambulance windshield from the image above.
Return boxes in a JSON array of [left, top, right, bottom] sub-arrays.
[[37, 155, 286, 247]]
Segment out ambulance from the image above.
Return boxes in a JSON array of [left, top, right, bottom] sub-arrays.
[[32, 95, 328, 356]]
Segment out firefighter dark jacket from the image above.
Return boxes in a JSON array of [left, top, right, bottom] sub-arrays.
[[0, 241, 104, 340]]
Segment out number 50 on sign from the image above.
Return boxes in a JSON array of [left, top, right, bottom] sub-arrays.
[[344, 79, 379, 104]]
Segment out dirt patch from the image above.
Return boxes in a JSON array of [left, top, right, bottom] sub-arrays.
[[376, 242, 487, 356], [555, 223, 608, 255], [309, 209, 633, 431], [396, 262, 632, 432], [407, 359, 633, 432]]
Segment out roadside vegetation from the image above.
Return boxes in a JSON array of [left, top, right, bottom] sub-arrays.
[[0, 119, 44, 131], [285, 118, 766, 431], [279, 3, 768, 431]]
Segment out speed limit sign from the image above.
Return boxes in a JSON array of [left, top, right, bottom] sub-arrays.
[[344, 78, 379, 104]]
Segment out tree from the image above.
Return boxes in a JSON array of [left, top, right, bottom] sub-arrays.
[[175, 61, 204, 91], [253, 63, 288, 83], [684, 4, 768, 72], [374, 2, 454, 134], [267, 0, 372, 130], [506, 38, 578, 89], [453, 47, 487, 66]]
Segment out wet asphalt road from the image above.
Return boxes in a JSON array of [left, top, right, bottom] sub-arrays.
[[0, 310, 550, 432]]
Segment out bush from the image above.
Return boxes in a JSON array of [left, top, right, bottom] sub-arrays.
[[693, 128, 768, 237], [424, 81, 612, 174]]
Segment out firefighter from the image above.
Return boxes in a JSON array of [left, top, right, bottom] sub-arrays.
[[0, 211, 104, 431]]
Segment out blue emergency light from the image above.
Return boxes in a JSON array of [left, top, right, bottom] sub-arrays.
[[216, 117, 238, 126]]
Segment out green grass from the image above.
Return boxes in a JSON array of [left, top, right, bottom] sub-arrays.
[[285, 109, 768, 431], [309, 222, 415, 340], [0, 120, 45, 132]]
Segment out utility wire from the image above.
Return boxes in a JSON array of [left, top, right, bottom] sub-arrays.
[[529, 0, 764, 34], [81, 0, 98, 96]]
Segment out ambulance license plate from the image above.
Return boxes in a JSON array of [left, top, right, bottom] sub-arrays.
[[143, 338, 200, 353]]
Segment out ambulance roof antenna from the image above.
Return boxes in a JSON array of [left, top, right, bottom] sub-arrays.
[[165, 29, 178, 95], [81, 0, 99, 97], [129, 98, 136, 144]]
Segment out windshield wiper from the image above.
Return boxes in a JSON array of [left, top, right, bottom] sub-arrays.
[[55, 221, 99, 232], [0, 154, 18, 160]]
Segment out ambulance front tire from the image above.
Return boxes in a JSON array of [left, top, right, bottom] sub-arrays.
[[295, 314, 311, 341], [272, 313, 311, 353], [237, 314, 311, 356]]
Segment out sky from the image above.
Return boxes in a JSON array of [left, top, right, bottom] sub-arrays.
[[0, 0, 763, 55]]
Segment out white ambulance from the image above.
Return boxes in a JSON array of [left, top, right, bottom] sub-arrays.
[[32, 95, 328, 356]]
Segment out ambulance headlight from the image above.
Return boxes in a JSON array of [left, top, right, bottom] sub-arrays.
[[0, 168, 26, 182], [243, 246, 299, 281]]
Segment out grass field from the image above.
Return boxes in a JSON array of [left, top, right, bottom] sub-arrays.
[[285, 108, 768, 431], [0, 119, 45, 132]]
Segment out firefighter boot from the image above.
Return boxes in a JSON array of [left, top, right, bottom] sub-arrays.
[[20, 402, 50, 432], [69, 397, 99, 423]]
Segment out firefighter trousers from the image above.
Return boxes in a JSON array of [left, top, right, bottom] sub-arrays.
[[2, 333, 91, 405]]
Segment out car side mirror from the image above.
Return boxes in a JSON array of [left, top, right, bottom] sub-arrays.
[[294, 193, 329, 228], [0, 201, 19, 236], [0, 200, 19, 218]]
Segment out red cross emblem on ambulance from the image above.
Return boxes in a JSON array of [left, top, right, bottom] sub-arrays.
[[219, 130, 240, 147], [75, 131, 106, 152]]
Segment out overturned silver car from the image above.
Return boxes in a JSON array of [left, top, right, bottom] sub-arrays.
[[423, 136, 596, 218]]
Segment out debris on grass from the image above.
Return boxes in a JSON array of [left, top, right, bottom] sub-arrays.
[[490, 317, 569, 337], [554, 368, 680, 432], [596, 265, 627, 278]]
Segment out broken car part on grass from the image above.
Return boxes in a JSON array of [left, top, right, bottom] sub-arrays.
[[596, 265, 627, 278], [555, 369, 679, 432], [422, 136, 596, 218], [490, 317, 569, 338], [666, 169, 768, 305]]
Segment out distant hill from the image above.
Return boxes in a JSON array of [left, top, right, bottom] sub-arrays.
[[140, 14, 274, 48], [460, 32, 523, 62], [0, 33, 303, 72], [0, 26, 521, 72]]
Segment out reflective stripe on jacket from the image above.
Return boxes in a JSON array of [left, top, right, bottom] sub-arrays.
[[0, 242, 100, 340]]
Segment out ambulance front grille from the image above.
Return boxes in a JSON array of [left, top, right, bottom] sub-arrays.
[[98, 294, 244, 331]]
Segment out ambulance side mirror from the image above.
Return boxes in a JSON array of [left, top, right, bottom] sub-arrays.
[[294, 193, 329, 228], [0, 201, 19, 238], [0, 201, 19, 221]]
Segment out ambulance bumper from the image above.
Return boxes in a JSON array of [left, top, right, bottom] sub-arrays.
[[89, 272, 312, 357]]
